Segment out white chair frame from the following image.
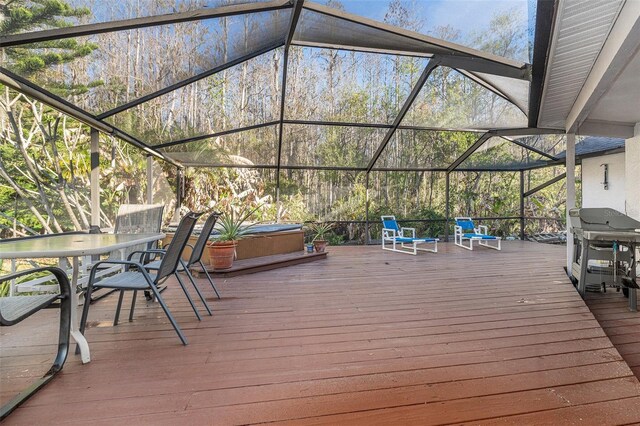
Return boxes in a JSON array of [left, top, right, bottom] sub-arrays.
[[454, 217, 501, 251], [381, 216, 438, 255]]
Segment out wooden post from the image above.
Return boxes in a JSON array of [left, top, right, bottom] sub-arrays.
[[90, 129, 100, 227]]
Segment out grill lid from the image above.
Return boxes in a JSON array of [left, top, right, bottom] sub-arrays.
[[569, 208, 640, 231]]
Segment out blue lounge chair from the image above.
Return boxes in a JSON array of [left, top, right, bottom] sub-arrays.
[[454, 217, 501, 250], [381, 216, 438, 255]]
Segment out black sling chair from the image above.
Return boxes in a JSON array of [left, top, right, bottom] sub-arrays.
[[139, 211, 222, 304], [80, 212, 202, 346]]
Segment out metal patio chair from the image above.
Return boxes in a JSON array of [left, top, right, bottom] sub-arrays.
[[0, 267, 72, 420], [108, 204, 165, 261], [84, 204, 165, 302], [79, 212, 202, 346], [140, 211, 222, 303]]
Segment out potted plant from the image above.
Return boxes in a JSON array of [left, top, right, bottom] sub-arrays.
[[309, 222, 334, 253], [305, 241, 315, 253], [207, 206, 259, 270]]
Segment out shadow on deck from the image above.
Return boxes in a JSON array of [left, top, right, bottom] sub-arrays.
[[2, 242, 640, 424]]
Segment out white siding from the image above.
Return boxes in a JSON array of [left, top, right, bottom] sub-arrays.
[[626, 127, 640, 220], [582, 152, 626, 212]]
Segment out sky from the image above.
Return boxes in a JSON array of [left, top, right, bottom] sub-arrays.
[[62, 0, 533, 63], [67, 0, 530, 40], [315, 0, 531, 62], [317, 0, 528, 31]]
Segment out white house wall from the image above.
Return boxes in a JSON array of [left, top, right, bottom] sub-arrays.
[[581, 152, 626, 213], [626, 125, 640, 220]]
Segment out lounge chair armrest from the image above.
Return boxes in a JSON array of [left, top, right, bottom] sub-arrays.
[[382, 228, 396, 238], [401, 227, 416, 238], [478, 225, 488, 235], [454, 225, 462, 234]]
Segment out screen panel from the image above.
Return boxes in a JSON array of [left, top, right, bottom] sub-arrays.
[[309, 0, 531, 63], [368, 170, 448, 239], [448, 170, 521, 237], [523, 166, 568, 236], [159, 124, 279, 167], [373, 130, 480, 170], [280, 123, 385, 168], [182, 167, 279, 223], [1, 10, 288, 117], [458, 136, 547, 170], [402, 67, 528, 130], [285, 46, 429, 125], [104, 48, 283, 145], [278, 169, 366, 222], [3, 1, 283, 34]]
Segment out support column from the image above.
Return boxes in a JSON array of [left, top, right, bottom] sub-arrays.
[[172, 168, 183, 225], [520, 170, 525, 240], [275, 187, 281, 223], [625, 123, 640, 311], [625, 123, 640, 221], [445, 172, 450, 242], [365, 173, 370, 245], [146, 156, 153, 204], [566, 133, 576, 275], [90, 129, 100, 227]]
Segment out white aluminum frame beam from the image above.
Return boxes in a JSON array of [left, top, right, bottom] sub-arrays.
[[90, 129, 100, 227], [566, 132, 576, 275]]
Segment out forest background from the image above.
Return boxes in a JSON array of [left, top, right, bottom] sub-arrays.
[[0, 0, 572, 246]]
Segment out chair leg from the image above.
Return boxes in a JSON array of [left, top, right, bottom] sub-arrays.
[[148, 284, 188, 345], [175, 273, 202, 321], [54, 286, 71, 373], [182, 264, 212, 316], [79, 285, 94, 336], [113, 290, 125, 326], [129, 290, 137, 322], [77, 283, 96, 355], [200, 261, 221, 299]]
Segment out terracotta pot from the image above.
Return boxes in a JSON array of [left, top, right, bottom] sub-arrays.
[[313, 240, 328, 253], [207, 241, 237, 270]]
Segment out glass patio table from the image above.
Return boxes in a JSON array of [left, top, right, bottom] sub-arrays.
[[0, 232, 165, 364]]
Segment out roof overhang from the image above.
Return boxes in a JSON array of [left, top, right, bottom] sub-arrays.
[[536, 0, 640, 137]]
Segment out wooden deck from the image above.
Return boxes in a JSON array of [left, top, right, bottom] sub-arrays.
[[585, 290, 640, 380], [2, 242, 640, 425], [193, 251, 328, 278]]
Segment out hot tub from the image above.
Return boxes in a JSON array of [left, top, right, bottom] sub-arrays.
[[162, 223, 304, 262]]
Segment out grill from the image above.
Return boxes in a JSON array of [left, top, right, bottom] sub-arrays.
[[569, 208, 639, 312]]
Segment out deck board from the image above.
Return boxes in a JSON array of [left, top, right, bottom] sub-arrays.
[[585, 288, 640, 379], [2, 241, 640, 425]]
